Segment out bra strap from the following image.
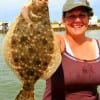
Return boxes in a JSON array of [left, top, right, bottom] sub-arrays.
[[51, 64, 65, 100]]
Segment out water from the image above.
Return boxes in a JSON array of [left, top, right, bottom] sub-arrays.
[[0, 34, 45, 100], [0, 30, 100, 100]]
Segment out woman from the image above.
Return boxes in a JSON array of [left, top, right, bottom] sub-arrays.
[[43, 0, 100, 100]]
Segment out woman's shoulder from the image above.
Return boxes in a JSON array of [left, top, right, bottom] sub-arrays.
[[96, 39, 100, 44], [88, 38, 100, 48], [55, 33, 64, 39], [86, 37, 100, 42], [95, 39, 100, 47]]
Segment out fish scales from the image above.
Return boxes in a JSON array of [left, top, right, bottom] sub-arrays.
[[2, 0, 61, 100]]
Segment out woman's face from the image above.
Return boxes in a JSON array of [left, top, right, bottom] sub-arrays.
[[63, 7, 89, 37]]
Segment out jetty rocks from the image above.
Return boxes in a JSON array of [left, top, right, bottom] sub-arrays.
[[2, 0, 61, 100]]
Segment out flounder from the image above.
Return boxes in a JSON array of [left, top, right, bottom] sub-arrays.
[[2, 0, 61, 100]]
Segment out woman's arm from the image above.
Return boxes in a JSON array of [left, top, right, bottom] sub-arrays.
[[56, 34, 65, 53]]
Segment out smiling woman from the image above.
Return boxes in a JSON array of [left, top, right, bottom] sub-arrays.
[[63, 7, 90, 37], [42, 0, 100, 100]]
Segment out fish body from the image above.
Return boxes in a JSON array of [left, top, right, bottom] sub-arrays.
[[2, 0, 61, 100]]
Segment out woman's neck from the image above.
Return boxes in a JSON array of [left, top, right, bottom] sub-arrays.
[[64, 33, 88, 46], [64, 33, 97, 60]]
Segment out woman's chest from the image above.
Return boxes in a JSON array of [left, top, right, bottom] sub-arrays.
[[62, 55, 100, 85]]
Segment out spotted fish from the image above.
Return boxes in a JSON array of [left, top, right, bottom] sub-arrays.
[[2, 0, 61, 100]]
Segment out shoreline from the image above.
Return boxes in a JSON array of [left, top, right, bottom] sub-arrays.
[[52, 24, 100, 32], [0, 24, 100, 34]]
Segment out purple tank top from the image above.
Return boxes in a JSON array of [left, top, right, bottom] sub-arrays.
[[42, 40, 100, 100]]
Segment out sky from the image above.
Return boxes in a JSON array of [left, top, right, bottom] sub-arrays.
[[0, 0, 100, 23]]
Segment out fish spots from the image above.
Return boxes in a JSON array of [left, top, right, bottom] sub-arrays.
[[23, 82, 33, 90], [26, 70, 34, 76], [20, 36, 28, 43], [33, 58, 41, 66], [28, 47, 34, 54]]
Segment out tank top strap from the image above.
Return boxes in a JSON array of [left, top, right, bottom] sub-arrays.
[[96, 39, 100, 55]]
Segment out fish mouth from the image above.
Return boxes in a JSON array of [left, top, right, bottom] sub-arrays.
[[34, 0, 48, 5]]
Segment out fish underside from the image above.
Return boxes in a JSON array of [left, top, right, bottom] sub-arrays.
[[2, 0, 61, 100]]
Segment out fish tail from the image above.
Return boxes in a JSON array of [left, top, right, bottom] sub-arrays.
[[15, 88, 35, 100]]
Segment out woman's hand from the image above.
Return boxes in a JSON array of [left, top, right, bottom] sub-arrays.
[[21, 1, 33, 28]]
